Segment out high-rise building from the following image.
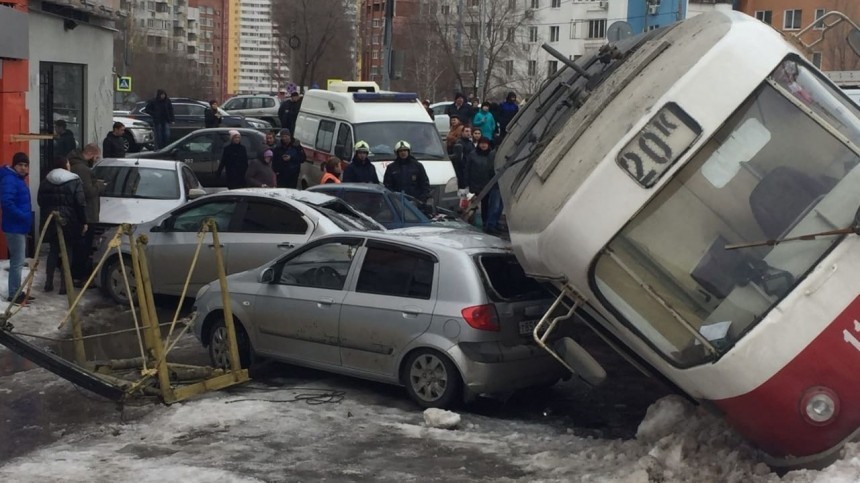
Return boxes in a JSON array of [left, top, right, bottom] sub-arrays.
[[190, 0, 228, 100], [226, 0, 288, 95]]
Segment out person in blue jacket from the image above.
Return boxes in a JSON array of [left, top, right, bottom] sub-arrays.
[[342, 141, 379, 184], [472, 102, 497, 141], [0, 153, 34, 305]]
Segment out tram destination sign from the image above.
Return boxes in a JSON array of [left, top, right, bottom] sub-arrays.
[[616, 103, 701, 188]]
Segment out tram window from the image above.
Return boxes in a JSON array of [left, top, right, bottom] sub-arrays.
[[594, 59, 860, 367], [701, 118, 771, 189]]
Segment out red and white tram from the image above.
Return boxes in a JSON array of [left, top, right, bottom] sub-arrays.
[[497, 10, 860, 467]]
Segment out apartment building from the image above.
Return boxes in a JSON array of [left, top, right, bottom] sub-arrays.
[[359, 0, 419, 88], [227, 0, 287, 94], [190, 0, 228, 100], [739, 0, 860, 72]]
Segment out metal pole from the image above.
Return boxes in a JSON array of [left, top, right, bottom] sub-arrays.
[[456, 0, 463, 93], [381, 0, 395, 90], [55, 217, 85, 366], [207, 219, 242, 376], [136, 235, 174, 400]]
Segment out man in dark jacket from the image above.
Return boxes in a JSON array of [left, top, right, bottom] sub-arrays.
[[38, 156, 87, 294], [1, 153, 34, 304], [464, 137, 502, 234], [102, 122, 127, 158], [54, 120, 77, 159], [445, 93, 474, 125], [342, 141, 379, 184], [383, 141, 430, 201], [68, 144, 104, 285], [450, 125, 473, 190], [204, 100, 222, 128], [278, 91, 302, 132], [146, 89, 175, 149], [496, 91, 519, 141], [271, 128, 305, 189]]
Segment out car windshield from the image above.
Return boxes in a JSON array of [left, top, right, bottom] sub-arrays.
[[353, 122, 447, 160], [593, 57, 860, 368], [94, 165, 180, 200]]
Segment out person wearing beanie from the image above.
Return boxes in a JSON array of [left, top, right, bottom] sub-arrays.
[[1, 153, 34, 305], [464, 137, 503, 234], [217, 130, 249, 189], [497, 91, 519, 141], [271, 128, 305, 189], [245, 149, 277, 188], [472, 101, 497, 141]]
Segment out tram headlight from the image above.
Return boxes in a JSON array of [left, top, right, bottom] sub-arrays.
[[801, 387, 839, 425]]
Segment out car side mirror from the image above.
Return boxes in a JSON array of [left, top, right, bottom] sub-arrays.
[[259, 267, 274, 284], [187, 188, 206, 200]]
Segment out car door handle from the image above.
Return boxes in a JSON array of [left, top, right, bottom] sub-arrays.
[[402, 308, 422, 318], [317, 297, 335, 307], [207, 243, 224, 248], [278, 242, 295, 249]]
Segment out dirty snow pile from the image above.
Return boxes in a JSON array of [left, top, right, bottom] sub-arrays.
[[423, 408, 461, 429]]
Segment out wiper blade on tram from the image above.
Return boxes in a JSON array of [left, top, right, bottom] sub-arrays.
[[725, 225, 858, 250]]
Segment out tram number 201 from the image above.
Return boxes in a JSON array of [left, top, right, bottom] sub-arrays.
[[616, 103, 702, 188], [845, 320, 860, 353]]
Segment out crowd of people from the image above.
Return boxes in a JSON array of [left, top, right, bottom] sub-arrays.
[[1, 141, 105, 306]]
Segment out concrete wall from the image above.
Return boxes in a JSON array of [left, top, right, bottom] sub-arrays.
[[26, 11, 115, 184]]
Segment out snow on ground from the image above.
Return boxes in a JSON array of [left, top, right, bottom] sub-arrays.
[[1, 260, 859, 481], [0, 378, 858, 482]]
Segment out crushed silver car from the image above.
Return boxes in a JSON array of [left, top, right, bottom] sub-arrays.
[[191, 227, 567, 408]]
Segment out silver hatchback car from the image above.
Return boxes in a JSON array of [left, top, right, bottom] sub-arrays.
[[191, 228, 567, 408]]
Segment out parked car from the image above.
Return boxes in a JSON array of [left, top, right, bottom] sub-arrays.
[[112, 115, 154, 153], [223, 94, 282, 127], [129, 128, 268, 187], [96, 188, 383, 304], [92, 158, 207, 227], [191, 228, 565, 408], [430, 102, 451, 137], [124, 98, 272, 144], [308, 183, 473, 230]]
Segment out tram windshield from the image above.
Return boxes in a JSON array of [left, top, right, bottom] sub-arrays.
[[594, 57, 860, 367]]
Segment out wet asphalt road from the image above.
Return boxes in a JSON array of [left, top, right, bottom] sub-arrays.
[[0, 296, 673, 464]]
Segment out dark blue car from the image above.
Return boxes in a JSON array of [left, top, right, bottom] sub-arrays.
[[308, 183, 472, 230]]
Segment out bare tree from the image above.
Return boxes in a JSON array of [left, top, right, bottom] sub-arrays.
[[425, 0, 530, 100], [400, 15, 449, 100], [273, 0, 354, 91]]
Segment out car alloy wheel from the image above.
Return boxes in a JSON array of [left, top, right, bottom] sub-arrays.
[[404, 350, 461, 409], [208, 318, 253, 369], [103, 256, 136, 305]]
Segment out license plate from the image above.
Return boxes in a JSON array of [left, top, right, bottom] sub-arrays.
[[519, 320, 538, 336]]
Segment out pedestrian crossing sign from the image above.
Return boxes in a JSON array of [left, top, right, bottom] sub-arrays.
[[116, 76, 132, 92]]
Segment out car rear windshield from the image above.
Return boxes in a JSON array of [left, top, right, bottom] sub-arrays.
[[93, 166, 179, 200], [311, 200, 382, 231], [477, 254, 548, 301]]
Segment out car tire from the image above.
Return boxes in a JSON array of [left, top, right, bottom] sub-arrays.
[[123, 131, 140, 153], [102, 255, 136, 305], [207, 317, 253, 369], [402, 349, 462, 409]]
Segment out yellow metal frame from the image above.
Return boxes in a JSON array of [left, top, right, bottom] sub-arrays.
[[6, 216, 248, 404]]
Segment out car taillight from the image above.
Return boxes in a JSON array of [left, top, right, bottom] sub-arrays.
[[461, 304, 500, 332]]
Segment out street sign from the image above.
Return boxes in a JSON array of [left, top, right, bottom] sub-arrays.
[[116, 76, 132, 92]]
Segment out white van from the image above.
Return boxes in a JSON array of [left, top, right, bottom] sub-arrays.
[[293, 90, 458, 208]]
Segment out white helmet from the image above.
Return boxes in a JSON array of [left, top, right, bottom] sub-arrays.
[[394, 140, 411, 152]]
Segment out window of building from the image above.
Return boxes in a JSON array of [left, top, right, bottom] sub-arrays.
[[588, 19, 606, 39], [547, 60, 558, 75], [527, 60, 536, 76], [784, 9, 802, 30], [530, 0, 539, 8], [441, 4, 450, 15], [812, 51, 822, 68], [549, 26, 559, 42], [814, 9, 826, 30], [509, 0, 517, 9], [528, 26, 538, 42], [507, 27, 515, 41], [551, 0, 560, 7], [505, 60, 514, 76], [470, 23, 479, 38], [754, 10, 772, 25], [468, 0, 479, 7]]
